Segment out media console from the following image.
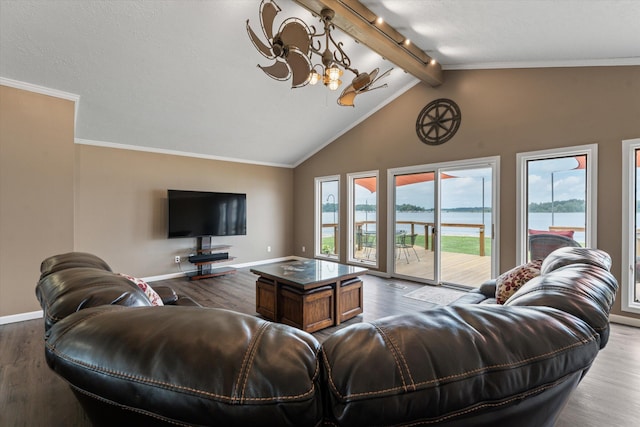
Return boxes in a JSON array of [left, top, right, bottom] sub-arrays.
[[188, 237, 236, 280]]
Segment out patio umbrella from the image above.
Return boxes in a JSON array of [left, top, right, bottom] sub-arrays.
[[551, 155, 586, 225], [355, 172, 455, 193]]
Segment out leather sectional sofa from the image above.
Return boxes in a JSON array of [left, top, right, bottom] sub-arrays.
[[36, 247, 617, 426]]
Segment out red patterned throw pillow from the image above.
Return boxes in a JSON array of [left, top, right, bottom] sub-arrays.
[[119, 273, 164, 306], [495, 259, 543, 304]]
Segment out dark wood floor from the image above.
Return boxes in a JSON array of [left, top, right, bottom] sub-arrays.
[[1, 268, 639, 426]]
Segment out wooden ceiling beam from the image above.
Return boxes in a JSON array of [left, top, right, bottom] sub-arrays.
[[292, 0, 443, 86]]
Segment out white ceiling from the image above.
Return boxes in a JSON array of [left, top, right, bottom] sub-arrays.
[[1, 0, 639, 167]]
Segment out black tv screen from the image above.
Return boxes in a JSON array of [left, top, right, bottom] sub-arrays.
[[167, 190, 247, 238]]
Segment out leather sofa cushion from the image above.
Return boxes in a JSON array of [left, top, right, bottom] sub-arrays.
[[541, 246, 611, 273], [40, 252, 112, 278], [36, 267, 151, 331], [321, 305, 601, 427], [45, 306, 322, 427], [505, 263, 617, 347]]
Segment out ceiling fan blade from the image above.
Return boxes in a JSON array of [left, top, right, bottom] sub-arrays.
[[258, 60, 291, 81], [367, 68, 380, 83], [357, 68, 392, 93], [337, 85, 357, 107], [286, 48, 312, 87], [371, 68, 393, 85], [260, 0, 281, 41], [279, 18, 311, 54], [351, 72, 372, 92], [247, 21, 275, 59], [362, 82, 388, 93]]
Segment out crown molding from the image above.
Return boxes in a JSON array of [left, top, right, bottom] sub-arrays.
[[0, 77, 80, 102], [442, 57, 640, 71], [75, 138, 294, 169], [0, 77, 80, 130]]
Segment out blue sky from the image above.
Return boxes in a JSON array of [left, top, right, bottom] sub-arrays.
[[328, 157, 589, 209], [361, 157, 585, 209]]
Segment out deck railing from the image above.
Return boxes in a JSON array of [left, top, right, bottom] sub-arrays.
[[355, 221, 487, 256]]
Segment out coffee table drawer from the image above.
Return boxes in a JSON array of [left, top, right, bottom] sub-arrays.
[[279, 285, 335, 333], [256, 277, 276, 320]]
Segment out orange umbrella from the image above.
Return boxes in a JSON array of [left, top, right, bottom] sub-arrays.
[[356, 172, 455, 193]]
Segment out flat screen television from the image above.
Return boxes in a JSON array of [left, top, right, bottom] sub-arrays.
[[167, 190, 247, 238]]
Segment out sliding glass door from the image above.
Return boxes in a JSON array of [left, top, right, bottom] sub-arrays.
[[389, 159, 497, 288], [392, 171, 436, 281]]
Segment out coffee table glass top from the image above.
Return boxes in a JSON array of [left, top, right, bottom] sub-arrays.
[[251, 258, 367, 286]]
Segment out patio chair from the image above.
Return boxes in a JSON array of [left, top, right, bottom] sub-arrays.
[[396, 232, 420, 263], [361, 232, 375, 259], [529, 233, 581, 261]]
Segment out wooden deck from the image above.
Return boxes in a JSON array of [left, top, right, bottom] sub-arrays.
[[357, 246, 492, 288]]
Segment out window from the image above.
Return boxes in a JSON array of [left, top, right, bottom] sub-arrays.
[[622, 138, 640, 313], [315, 176, 339, 259], [516, 145, 597, 264], [348, 171, 378, 267]]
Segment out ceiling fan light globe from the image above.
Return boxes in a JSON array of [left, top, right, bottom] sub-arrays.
[[309, 71, 321, 85], [328, 79, 341, 91], [327, 67, 342, 81]]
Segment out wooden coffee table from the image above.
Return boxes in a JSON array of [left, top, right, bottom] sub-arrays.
[[251, 258, 367, 333]]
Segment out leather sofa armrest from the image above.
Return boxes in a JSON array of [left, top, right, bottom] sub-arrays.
[[479, 279, 496, 297], [151, 285, 179, 305]]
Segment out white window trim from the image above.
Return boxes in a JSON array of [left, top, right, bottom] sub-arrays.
[[315, 175, 340, 260], [516, 144, 598, 265], [622, 138, 640, 314], [347, 170, 379, 268]]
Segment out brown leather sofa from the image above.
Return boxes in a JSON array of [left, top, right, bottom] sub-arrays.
[[36, 248, 617, 427]]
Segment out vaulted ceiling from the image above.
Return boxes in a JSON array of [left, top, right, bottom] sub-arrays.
[[1, 0, 639, 167]]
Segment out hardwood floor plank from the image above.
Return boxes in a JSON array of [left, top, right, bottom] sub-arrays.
[[1, 267, 637, 426]]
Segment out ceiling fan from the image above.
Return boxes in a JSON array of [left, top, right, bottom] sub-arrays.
[[246, 0, 392, 106], [337, 67, 392, 107]]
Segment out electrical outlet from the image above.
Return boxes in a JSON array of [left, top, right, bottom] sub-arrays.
[[174, 256, 181, 263], [267, 246, 272, 252], [302, 246, 306, 252]]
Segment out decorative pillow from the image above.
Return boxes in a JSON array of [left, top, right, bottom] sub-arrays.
[[119, 273, 164, 306], [495, 259, 543, 304]]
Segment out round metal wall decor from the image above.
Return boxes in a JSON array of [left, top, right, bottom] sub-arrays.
[[416, 98, 461, 145]]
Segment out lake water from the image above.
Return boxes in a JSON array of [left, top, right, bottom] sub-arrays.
[[324, 211, 589, 242]]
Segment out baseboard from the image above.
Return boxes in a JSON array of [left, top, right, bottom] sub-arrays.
[[144, 256, 300, 282], [0, 310, 43, 325], [610, 314, 640, 328]]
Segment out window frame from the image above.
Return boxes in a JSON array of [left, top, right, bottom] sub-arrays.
[[386, 156, 500, 283], [347, 170, 379, 268], [622, 138, 640, 314], [516, 144, 598, 265], [315, 175, 340, 260]]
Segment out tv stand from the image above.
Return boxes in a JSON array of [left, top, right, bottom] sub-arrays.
[[188, 236, 236, 280]]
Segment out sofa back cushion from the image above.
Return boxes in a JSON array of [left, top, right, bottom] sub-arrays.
[[45, 306, 323, 426], [505, 263, 617, 348], [36, 267, 151, 331], [321, 304, 601, 427], [541, 246, 611, 273], [40, 252, 112, 278]]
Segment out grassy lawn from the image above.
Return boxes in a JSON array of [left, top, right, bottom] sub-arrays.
[[323, 234, 492, 256]]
